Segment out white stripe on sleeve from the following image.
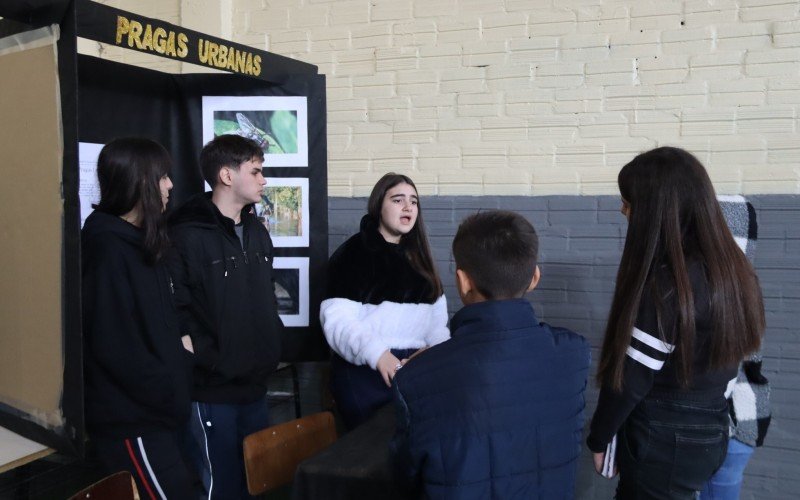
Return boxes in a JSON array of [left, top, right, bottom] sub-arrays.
[[631, 327, 675, 353], [626, 346, 667, 370]]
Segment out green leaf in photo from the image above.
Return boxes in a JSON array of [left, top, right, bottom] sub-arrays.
[[214, 119, 240, 136], [269, 110, 298, 153]]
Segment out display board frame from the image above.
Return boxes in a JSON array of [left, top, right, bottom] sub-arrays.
[[0, 0, 327, 458]]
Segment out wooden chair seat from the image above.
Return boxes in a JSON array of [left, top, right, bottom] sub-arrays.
[[243, 411, 337, 495], [68, 471, 139, 500]]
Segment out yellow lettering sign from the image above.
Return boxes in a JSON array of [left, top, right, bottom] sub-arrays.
[[177, 33, 189, 58], [114, 15, 189, 60], [115, 16, 129, 44], [153, 27, 167, 54], [129, 20, 144, 49], [116, 19, 262, 77]]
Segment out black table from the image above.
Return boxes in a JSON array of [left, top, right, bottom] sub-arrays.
[[292, 404, 407, 500]]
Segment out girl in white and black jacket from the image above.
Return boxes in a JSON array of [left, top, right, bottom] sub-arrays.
[[321, 173, 449, 429], [587, 147, 765, 499]]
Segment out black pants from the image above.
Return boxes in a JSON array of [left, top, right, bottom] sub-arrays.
[[330, 349, 416, 430], [93, 430, 200, 500], [616, 393, 729, 500], [184, 399, 270, 499]]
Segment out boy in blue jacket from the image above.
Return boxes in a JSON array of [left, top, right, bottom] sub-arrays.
[[391, 210, 591, 499]]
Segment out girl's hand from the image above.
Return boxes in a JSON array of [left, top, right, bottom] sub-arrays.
[[376, 350, 403, 387], [593, 451, 617, 478], [593, 452, 604, 474], [181, 335, 194, 353]]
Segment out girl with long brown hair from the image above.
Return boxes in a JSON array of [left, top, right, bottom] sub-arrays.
[[586, 147, 765, 498], [320, 173, 448, 429], [82, 138, 199, 497]]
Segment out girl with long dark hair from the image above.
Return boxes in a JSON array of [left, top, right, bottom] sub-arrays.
[[586, 147, 765, 498], [321, 173, 449, 429], [82, 137, 197, 498]]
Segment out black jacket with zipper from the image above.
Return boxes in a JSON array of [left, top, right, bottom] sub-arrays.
[[168, 193, 283, 403], [82, 210, 192, 438]]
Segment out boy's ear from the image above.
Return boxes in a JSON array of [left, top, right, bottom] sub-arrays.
[[455, 268, 473, 299], [527, 265, 541, 292], [218, 166, 233, 187]]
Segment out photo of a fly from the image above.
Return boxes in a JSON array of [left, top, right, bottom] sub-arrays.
[[234, 113, 285, 154]]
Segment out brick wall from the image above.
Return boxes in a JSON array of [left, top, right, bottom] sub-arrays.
[[228, 0, 800, 197], [84, 0, 800, 197]]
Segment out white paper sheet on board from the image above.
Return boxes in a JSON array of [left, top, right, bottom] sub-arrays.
[[79, 142, 103, 227]]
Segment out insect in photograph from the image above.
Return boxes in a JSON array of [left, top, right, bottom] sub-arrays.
[[213, 110, 297, 154], [203, 96, 309, 167]]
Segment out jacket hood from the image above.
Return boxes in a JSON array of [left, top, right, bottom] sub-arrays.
[[359, 213, 407, 253], [169, 193, 257, 235], [82, 210, 143, 246], [168, 192, 220, 228]]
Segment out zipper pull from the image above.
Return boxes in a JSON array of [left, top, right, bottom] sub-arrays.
[[243, 251, 249, 265], [169, 277, 175, 294]]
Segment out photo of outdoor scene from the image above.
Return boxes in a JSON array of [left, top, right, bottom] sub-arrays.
[[273, 268, 299, 316], [272, 257, 309, 327], [256, 178, 309, 247], [213, 110, 298, 155]]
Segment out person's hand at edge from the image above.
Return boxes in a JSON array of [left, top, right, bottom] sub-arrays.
[[593, 451, 617, 478], [181, 335, 194, 353], [377, 350, 403, 387]]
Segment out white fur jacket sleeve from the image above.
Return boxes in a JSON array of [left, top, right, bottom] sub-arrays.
[[320, 294, 450, 369]]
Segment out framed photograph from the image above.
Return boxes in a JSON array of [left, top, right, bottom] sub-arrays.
[[256, 177, 309, 248], [272, 257, 309, 327], [202, 96, 308, 167]]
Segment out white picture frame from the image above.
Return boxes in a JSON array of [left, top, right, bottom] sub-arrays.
[[256, 177, 309, 248], [272, 257, 309, 327], [202, 95, 308, 167]]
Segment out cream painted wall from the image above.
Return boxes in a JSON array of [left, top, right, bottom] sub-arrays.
[[84, 0, 800, 197]]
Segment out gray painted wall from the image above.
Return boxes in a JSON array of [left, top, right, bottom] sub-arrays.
[[324, 194, 800, 499]]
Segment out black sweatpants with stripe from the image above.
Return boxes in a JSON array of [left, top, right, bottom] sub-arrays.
[[93, 430, 200, 500]]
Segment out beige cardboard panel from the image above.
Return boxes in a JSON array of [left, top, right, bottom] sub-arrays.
[[0, 41, 64, 426]]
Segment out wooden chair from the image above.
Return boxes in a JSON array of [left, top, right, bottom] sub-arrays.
[[68, 471, 139, 500], [243, 411, 337, 495]]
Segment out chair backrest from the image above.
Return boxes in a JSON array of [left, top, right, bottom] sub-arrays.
[[68, 471, 139, 500], [243, 411, 337, 495]]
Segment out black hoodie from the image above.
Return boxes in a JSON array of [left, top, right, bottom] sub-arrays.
[[168, 193, 283, 403], [82, 210, 191, 438]]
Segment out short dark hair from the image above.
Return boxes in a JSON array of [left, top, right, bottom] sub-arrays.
[[452, 210, 539, 300], [200, 135, 264, 187]]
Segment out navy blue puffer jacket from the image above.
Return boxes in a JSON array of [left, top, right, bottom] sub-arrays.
[[391, 299, 590, 499]]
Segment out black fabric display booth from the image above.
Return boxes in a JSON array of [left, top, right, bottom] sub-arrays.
[[0, 0, 328, 458]]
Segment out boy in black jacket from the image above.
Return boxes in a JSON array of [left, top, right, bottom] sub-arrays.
[[169, 135, 283, 499]]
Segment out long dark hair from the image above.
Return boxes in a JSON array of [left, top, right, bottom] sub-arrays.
[[367, 173, 443, 300], [597, 147, 765, 390], [96, 137, 172, 265]]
